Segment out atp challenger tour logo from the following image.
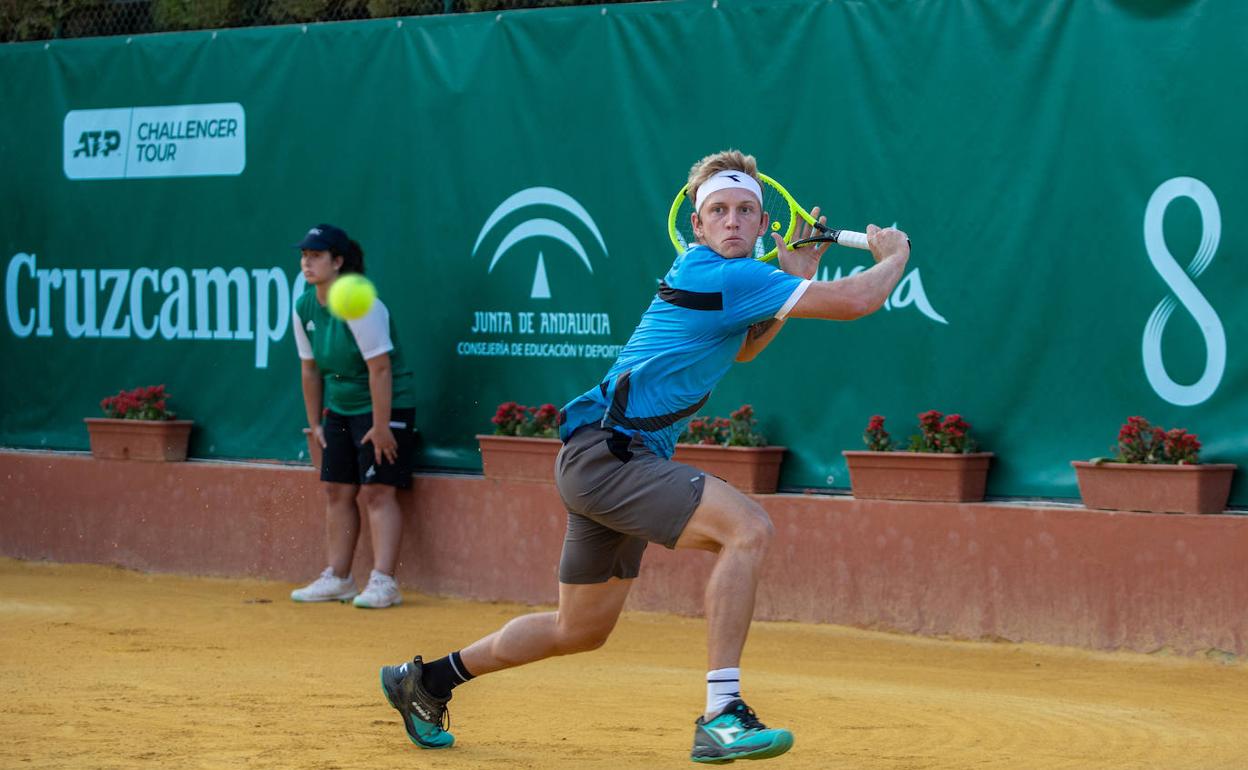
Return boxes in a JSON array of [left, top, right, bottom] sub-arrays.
[[4, 252, 304, 368], [64, 103, 245, 180], [460, 187, 623, 360], [1141, 177, 1225, 406]]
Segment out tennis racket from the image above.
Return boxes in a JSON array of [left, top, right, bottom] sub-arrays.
[[667, 172, 870, 262]]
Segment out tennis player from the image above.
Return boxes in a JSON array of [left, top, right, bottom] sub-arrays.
[[380, 150, 911, 761]]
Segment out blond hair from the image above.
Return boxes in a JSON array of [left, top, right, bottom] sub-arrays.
[[685, 150, 760, 209]]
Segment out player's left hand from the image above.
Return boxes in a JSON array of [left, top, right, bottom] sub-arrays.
[[362, 423, 398, 465], [771, 205, 829, 280]]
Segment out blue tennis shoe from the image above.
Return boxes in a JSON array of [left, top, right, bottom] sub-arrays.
[[379, 657, 454, 749], [691, 699, 793, 763]]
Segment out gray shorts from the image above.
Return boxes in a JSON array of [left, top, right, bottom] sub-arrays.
[[554, 426, 706, 584]]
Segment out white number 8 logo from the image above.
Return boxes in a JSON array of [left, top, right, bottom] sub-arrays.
[[1141, 177, 1225, 407]]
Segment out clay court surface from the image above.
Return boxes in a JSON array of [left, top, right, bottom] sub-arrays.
[[1, 558, 1244, 769]]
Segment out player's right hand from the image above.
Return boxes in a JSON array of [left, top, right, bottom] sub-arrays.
[[866, 224, 910, 264], [772, 204, 828, 280], [310, 425, 327, 448]]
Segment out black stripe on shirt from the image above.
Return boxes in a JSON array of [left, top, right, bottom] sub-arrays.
[[657, 280, 722, 311], [606, 370, 711, 433]]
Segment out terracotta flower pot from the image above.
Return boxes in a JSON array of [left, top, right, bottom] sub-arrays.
[[1072, 461, 1236, 514], [673, 444, 787, 494], [477, 434, 561, 483], [84, 418, 193, 462], [842, 451, 994, 502]]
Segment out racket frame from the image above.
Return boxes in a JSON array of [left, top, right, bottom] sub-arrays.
[[667, 172, 864, 262]]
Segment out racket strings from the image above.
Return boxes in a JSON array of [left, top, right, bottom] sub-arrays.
[[758, 181, 796, 260], [672, 193, 697, 252], [670, 174, 796, 261]]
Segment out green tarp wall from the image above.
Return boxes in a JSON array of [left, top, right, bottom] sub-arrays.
[[2, 0, 1245, 503]]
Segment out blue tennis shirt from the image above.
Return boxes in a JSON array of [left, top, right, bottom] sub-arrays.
[[559, 244, 810, 458]]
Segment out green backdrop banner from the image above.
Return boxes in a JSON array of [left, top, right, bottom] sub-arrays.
[[2, 0, 1245, 504]]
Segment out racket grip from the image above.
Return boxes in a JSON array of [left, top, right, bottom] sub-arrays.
[[837, 230, 870, 250]]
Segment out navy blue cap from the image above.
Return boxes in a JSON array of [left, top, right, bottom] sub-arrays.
[[294, 223, 350, 253]]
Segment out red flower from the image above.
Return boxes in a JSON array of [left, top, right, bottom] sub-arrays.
[[1160, 427, 1202, 464], [680, 404, 766, 447], [1113, 416, 1202, 464], [872, 409, 982, 453], [491, 400, 559, 438], [99, 385, 175, 420], [863, 414, 893, 451]]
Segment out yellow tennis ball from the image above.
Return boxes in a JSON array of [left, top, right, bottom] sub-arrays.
[[771, 221, 781, 231], [327, 274, 376, 320]]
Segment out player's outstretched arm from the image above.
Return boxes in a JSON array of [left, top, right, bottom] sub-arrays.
[[788, 224, 909, 321]]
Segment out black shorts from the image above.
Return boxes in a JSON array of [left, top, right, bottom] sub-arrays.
[[553, 425, 706, 584], [320, 407, 418, 488]]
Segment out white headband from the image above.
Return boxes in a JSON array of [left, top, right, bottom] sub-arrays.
[[694, 170, 763, 212]]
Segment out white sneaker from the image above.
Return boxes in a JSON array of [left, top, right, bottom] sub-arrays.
[[353, 570, 402, 609], [290, 567, 358, 603]]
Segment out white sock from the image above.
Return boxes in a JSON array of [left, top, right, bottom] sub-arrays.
[[706, 667, 741, 717]]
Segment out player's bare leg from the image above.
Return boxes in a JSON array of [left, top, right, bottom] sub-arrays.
[[675, 475, 793, 763], [380, 578, 633, 749], [460, 577, 634, 673], [675, 475, 773, 671]]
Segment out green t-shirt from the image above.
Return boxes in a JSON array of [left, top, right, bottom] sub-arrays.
[[293, 287, 416, 416]]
